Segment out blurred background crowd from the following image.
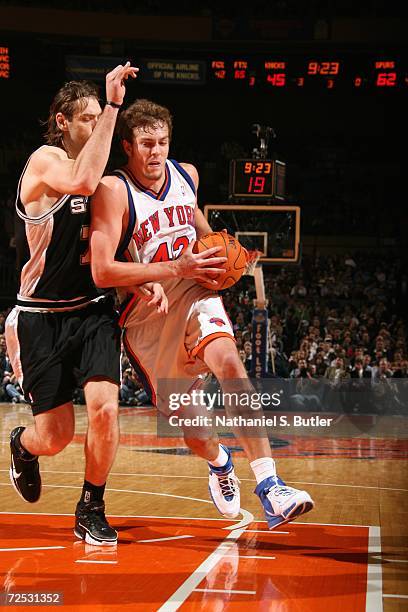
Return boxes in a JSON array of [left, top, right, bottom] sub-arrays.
[[1, 247, 406, 410]]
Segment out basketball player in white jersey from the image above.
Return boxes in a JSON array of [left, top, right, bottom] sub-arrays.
[[89, 99, 314, 528]]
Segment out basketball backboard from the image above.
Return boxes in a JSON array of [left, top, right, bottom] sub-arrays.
[[204, 204, 301, 264]]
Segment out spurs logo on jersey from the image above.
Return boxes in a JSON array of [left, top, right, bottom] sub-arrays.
[[70, 196, 88, 214], [114, 159, 197, 266]]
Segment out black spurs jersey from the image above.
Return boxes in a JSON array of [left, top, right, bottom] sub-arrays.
[[14, 152, 102, 311]]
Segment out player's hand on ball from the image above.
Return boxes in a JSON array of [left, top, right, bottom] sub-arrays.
[[192, 231, 247, 290], [173, 242, 227, 285]]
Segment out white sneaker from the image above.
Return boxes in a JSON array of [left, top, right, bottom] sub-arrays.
[[208, 446, 241, 519], [255, 475, 314, 529]]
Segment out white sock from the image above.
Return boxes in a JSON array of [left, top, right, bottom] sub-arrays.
[[250, 457, 276, 484], [209, 444, 229, 468]]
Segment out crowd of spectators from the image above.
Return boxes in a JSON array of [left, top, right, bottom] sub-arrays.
[[1, 250, 406, 412], [222, 250, 407, 412], [224, 252, 406, 370]]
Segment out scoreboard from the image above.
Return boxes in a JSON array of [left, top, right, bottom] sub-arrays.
[[1, 42, 406, 91], [209, 54, 407, 90]]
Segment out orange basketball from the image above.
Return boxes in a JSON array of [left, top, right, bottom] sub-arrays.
[[192, 231, 248, 290]]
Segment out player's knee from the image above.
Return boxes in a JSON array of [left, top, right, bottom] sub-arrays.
[[214, 350, 246, 379], [88, 401, 119, 430]]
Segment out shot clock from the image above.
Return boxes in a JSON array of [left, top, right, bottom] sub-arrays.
[[229, 159, 286, 201]]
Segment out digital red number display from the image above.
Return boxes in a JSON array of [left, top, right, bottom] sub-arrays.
[[211, 59, 226, 80], [307, 61, 340, 75], [209, 56, 405, 90], [248, 176, 266, 193], [0, 46, 10, 79], [375, 61, 397, 87], [265, 61, 287, 87], [230, 159, 274, 199]]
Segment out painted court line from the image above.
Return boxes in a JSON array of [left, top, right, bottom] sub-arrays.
[[0, 546, 65, 552], [224, 554, 276, 560], [138, 535, 193, 544], [0, 481, 214, 505], [0, 510, 234, 522], [223, 509, 254, 530], [1, 469, 406, 493], [0, 510, 377, 529], [243, 529, 289, 534], [157, 529, 247, 611], [383, 594, 408, 599], [0, 486, 254, 530], [0, 510, 250, 527], [194, 588, 256, 595], [75, 560, 118, 564], [366, 526, 383, 612]]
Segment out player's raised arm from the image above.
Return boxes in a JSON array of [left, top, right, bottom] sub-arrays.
[[22, 63, 138, 201]]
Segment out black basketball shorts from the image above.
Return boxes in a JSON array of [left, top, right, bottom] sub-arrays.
[[5, 296, 121, 415]]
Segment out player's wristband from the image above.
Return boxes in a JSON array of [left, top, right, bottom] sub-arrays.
[[106, 101, 122, 109]]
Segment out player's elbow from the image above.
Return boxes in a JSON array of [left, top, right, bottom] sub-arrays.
[[76, 180, 98, 196], [80, 184, 96, 197], [72, 172, 100, 196], [91, 262, 111, 288]]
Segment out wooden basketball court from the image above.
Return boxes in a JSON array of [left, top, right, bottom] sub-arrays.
[[0, 402, 407, 610]]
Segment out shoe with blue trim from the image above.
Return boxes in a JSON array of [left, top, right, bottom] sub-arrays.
[[255, 475, 314, 529], [208, 446, 240, 519]]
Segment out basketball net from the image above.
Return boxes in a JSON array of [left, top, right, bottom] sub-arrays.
[[244, 249, 263, 277]]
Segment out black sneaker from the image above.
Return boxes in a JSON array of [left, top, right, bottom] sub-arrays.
[[74, 500, 118, 546], [9, 427, 41, 503]]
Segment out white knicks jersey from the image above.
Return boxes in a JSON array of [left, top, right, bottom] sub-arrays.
[[114, 159, 197, 267]]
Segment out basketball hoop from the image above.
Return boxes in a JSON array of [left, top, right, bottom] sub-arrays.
[[244, 249, 263, 276]]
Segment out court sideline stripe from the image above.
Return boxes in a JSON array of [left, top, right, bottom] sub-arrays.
[[366, 526, 383, 612]]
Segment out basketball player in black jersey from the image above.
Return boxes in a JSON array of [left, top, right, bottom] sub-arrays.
[[4, 63, 138, 546]]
